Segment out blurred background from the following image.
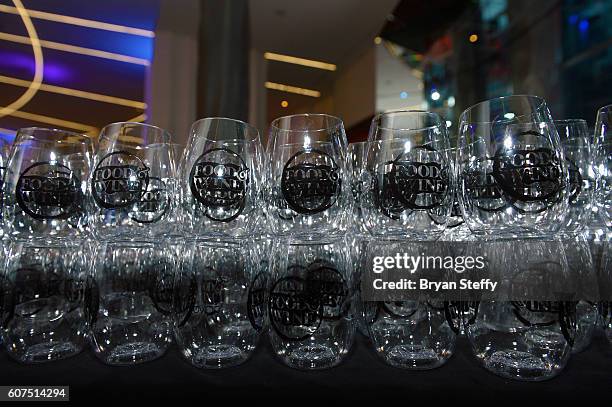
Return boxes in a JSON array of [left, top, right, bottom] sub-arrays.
[[0, 0, 610, 146]]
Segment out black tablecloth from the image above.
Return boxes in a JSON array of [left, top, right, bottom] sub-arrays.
[[0, 333, 610, 403]]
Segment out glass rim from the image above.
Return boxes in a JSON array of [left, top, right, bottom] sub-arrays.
[[99, 121, 172, 143], [597, 103, 612, 113], [190, 117, 260, 142], [553, 118, 587, 126], [459, 94, 548, 124], [372, 110, 444, 132], [15, 127, 90, 144], [270, 113, 344, 133]]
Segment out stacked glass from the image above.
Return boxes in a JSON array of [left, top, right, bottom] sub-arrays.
[[88, 122, 176, 365], [176, 118, 265, 369], [0, 128, 93, 363], [265, 114, 355, 370]]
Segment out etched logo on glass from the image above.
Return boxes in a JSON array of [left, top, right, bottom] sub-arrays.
[[189, 148, 249, 222], [16, 162, 81, 220], [281, 149, 340, 215], [92, 151, 149, 209]]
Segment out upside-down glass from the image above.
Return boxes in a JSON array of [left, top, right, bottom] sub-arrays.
[[466, 238, 575, 381], [555, 119, 595, 233], [457, 95, 569, 236], [174, 239, 264, 368], [266, 114, 350, 238], [361, 240, 456, 369], [0, 242, 90, 363], [268, 238, 354, 369], [362, 110, 454, 239], [594, 104, 611, 228], [560, 236, 598, 353], [182, 118, 262, 237], [90, 122, 176, 240], [90, 241, 174, 365], [3, 128, 92, 241]]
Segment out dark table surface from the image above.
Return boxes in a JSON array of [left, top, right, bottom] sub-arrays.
[[0, 333, 610, 403]]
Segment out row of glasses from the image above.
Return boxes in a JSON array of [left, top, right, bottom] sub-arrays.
[[349, 95, 610, 381]]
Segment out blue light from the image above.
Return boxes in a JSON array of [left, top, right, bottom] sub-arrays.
[[579, 19, 589, 33], [0, 132, 16, 144], [400, 91, 408, 99], [568, 14, 578, 24]]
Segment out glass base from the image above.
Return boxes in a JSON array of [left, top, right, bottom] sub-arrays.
[[283, 344, 342, 370], [483, 350, 562, 381], [188, 345, 250, 369], [99, 342, 167, 366], [382, 344, 450, 370], [11, 341, 82, 364]]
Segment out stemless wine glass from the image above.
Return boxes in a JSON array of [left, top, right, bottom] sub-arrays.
[[0, 136, 12, 238], [268, 238, 354, 369], [182, 118, 262, 238], [560, 235, 598, 353], [457, 95, 569, 237], [555, 119, 595, 233], [594, 104, 611, 228], [90, 122, 175, 240], [90, 241, 174, 365], [361, 239, 456, 369], [466, 238, 575, 381], [173, 239, 263, 368], [267, 114, 350, 239], [362, 110, 454, 239], [3, 128, 92, 241], [1, 241, 90, 363]]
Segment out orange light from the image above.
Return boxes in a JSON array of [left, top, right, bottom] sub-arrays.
[[469, 34, 478, 43], [281, 100, 289, 108]]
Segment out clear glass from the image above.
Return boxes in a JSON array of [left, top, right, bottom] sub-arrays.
[[560, 236, 598, 353], [466, 238, 575, 381], [173, 239, 264, 368], [268, 238, 354, 369], [594, 104, 612, 229], [361, 239, 456, 369], [182, 118, 262, 238], [362, 110, 454, 239], [0, 136, 12, 239], [599, 240, 612, 344], [90, 241, 173, 365], [3, 128, 93, 241], [555, 119, 595, 233], [90, 122, 176, 240], [457, 95, 569, 237], [0, 241, 90, 363], [166, 143, 186, 238], [266, 114, 350, 239], [348, 142, 369, 236]]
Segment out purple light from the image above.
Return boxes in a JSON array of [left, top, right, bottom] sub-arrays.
[[0, 51, 72, 82]]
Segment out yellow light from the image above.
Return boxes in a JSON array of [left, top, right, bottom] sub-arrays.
[[0, 4, 155, 38], [374, 36, 382, 45], [0, 75, 147, 109], [469, 34, 478, 43], [265, 82, 320, 98], [281, 100, 289, 108], [127, 113, 148, 123], [0, 0, 43, 119], [264, 52, 336, 71], [0, 31, 150, 66], [9, 109, 97, 133]]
